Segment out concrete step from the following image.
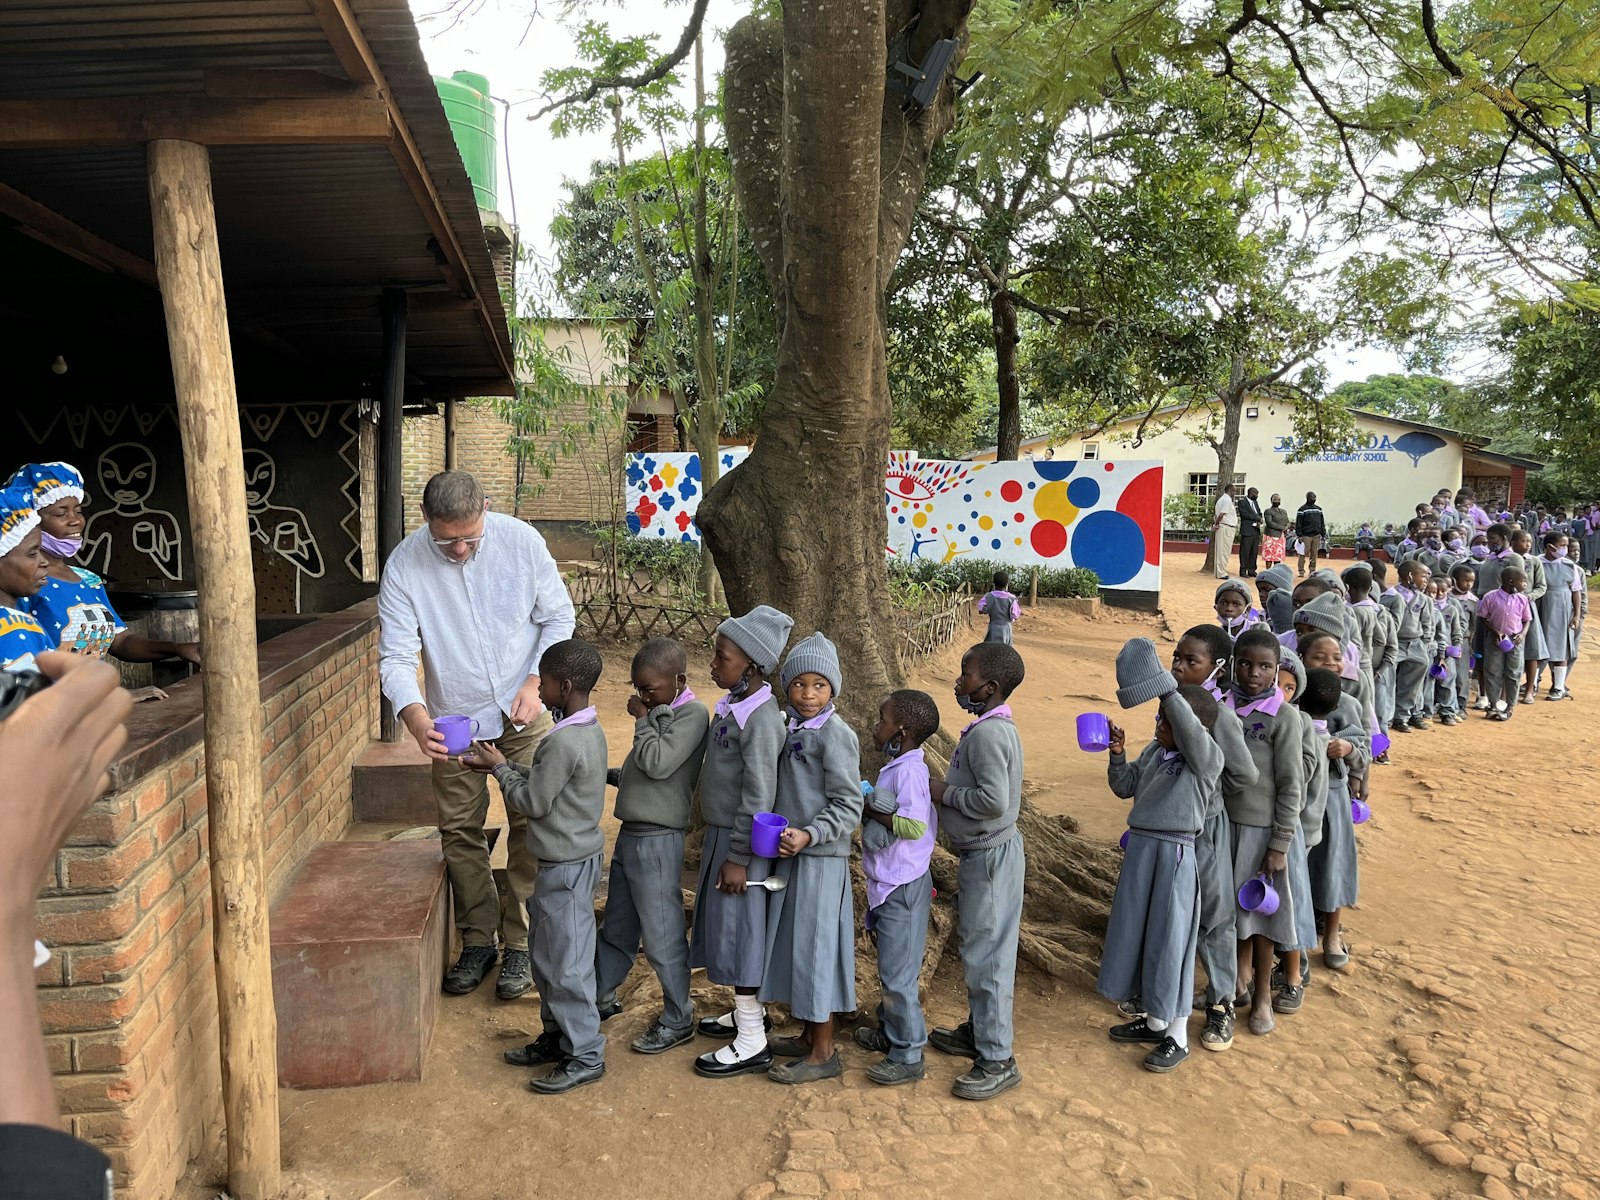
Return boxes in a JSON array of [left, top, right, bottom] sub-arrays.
[[351, 738, 436, 824]]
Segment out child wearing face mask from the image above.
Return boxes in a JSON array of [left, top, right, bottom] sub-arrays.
[[1214, 578, 1268, 658], [1270, 649, 1321, 1011], [928, 642, 1027, 1100], [1534, 533, 1583, 701], [1478, 567, 1532, 721], [1426, 577, 1467, 725], [1448, 564, 1480, 711], [1510, 529, 1548, 703], [855, 689, 941, 1085]]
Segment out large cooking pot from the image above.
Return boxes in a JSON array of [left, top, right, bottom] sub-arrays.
[[106, 580, 199, 690]]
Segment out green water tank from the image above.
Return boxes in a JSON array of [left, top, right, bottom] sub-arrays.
[[434, 69, 498, 212]]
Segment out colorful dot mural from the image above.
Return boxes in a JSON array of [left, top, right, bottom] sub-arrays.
[[623, 449, 1163, 592]]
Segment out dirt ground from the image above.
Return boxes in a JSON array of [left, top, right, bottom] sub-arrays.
[[189, 551, 1600, 1200]]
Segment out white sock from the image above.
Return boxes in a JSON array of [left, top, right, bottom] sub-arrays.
[[1553, 665, 1569, 690], [712, 995, 766, 1064], [1145, 1015, 1169, 1033], [1168, 1016, 1189, 1049]]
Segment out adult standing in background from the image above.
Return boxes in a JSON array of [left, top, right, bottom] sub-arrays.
[[1236, 486, 1264, 577], [1296, 491, 1327, 575], [378, 471, 576, 1000], [1211, 483, 1238, 579], [1261, 493, 1291, 570]]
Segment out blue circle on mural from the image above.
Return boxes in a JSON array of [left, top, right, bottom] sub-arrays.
[[897, 515, 906, 524], [969, 536, 980, 547], [1070, 511, 1146, 587], [958, 523, 967, 531], [1034, 461, 1075, 481], [963, 494, 972, 502], [991, 538, 1002, 549], [1066, 477, 1100, 508], [1027, 481, 1036, 489]]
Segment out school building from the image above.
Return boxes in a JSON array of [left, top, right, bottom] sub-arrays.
[[967, 401, 1542, 528]]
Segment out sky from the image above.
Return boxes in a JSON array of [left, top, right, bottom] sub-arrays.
[[409, 0, 1406, 388]]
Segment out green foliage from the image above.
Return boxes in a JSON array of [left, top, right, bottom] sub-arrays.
[[1493, 291, 1600, 496], [888, 556, 1100, 599], [1163, 491, 1211, 533], [1329, 374, 1465, 426]]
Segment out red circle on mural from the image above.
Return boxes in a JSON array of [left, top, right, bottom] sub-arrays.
[[1030, 520, 1067, 557], [1103, 462, 1115, 472], [1014, 512, 1026, 523], [1000, 480, 1023, 503], [898, 478, 915, 495]]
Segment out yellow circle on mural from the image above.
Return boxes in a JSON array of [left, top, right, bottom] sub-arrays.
[[1034, 480, 1078, 525], [912, 511, 929, 529], [978, 515, 994, 531], [1014, 537, 1023, 546]]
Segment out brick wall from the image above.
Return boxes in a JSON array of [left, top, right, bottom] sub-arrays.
[[401, 399, 627, 529], [35, 623, 380, 1198]]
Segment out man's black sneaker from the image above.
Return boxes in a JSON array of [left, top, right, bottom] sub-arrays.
[[443, 945, 497, 995], [495, 949, 533, 1000]]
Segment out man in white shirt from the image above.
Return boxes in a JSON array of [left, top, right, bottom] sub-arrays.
[[378, 471, 576, 999], [1211, 483, 1238, 579]]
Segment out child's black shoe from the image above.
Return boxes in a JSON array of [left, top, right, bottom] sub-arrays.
[[929, 1021, 978, 1058], [1109, 1017, 1167, 1044], [1273, 984, 1305, 1014], [1201, 1003, 1234, 1051], [1143, 1037, 1189, 1073]]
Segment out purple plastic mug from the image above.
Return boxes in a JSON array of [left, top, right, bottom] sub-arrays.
[[1118, 830, 1130, 851], [1372, 730, 1391, 757], [1429, 663, 1449, 680], [1351, 798, 1372, 825], [751, 812, 789, 858], [1445, 645, 1462, 659], [1238, 873, 1280, 915], [1499, 636, 1516, 652], [1076, 712, 1111, 753], [433, 714, 479, 755]]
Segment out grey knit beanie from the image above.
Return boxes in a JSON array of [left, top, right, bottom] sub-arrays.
[[780, 631, 842, 699], [1215, 578, 1252, 605], [1312, 567, 1348, 598], [1257, 564, 1294, 592], [1292, 591, 1347, 637], [1278, 647, 1307, 697], [1115, 637, 1179, 709], [717, 604, 794, 675]]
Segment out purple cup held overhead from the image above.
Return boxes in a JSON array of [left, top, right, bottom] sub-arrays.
[[433, 714, 479, 755], [1499, 636, 1516, 652], [1351, 798, 1372, 825], [1238, 873, 1280, 915], [1077, 712, 1111, 753], [751, 812, 789, 858]]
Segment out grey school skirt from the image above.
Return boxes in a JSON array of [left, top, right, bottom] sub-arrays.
[[689, 823, 771, 989], [759, 853, 856, 1023], [1095, 831, 1200, 1024], [1231, 822, 1299, 946], [1309, 778, 1360, 911]]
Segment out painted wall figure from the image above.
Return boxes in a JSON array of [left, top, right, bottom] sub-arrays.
[[82, 442, 184, 582]]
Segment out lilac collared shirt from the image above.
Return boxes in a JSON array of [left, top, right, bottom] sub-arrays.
[[1228, 687, 1284, 718], [960, 703, 1013, 736], [671, 686, 698, 709], [549, 704, 599, 734], [863, 747, 937, 910], [787, 704, 835, 733], [714, 682, 774, 730]]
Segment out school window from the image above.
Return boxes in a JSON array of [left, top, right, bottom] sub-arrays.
[[1082, 442, 1100, 461], [1187, 472, 1246, 502]]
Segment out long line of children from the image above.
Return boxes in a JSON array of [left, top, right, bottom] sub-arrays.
[[465, 611, 1030, 1100], [1095, 526, 1588, 1072]]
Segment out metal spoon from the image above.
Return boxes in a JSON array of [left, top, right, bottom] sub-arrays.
[[751, 876, 788, 892]]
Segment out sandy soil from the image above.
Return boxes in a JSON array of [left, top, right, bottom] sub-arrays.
[[185, 552, 1600, 1200]]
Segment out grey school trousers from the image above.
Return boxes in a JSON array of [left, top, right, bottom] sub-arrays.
[[1393, 656, 1429, 724], [529, 854, 606, 1069], [1376, 663, 1396, 728], [871, 872, 934, 1064], [1195, 809, 1237, 1006], [1482, 641, 1525, 717], [595, 829, 693, 1032], [956, 831, 1025, 1064]]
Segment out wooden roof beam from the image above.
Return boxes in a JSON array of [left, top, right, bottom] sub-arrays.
[[306, 0, 515, 388], [0, 181, 158, 287], [0, 95, 391, 148]]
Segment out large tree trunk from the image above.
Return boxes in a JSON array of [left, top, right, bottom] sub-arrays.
[[1202, 359, 1248, 575], [993, 288, 1022, 459], [703, 0, 1113, 993]]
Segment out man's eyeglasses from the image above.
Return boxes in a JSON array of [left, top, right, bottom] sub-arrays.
[[431, 534, 485, 548]]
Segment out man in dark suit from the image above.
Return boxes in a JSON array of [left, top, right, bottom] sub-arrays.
[[1237, 486, 1264, 577]]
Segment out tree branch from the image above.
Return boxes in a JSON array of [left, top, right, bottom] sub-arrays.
[[524, 0, 713, 121]]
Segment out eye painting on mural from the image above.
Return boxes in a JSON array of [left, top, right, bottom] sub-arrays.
[[1273, 431, 1446, 467], [622, 450, 1163, 591]]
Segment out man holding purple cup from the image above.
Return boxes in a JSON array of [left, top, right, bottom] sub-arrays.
[[378, 471, 576, 999]]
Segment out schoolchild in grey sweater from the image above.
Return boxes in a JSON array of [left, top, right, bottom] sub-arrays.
[[472, 638, 609, 1094], [595, 638, 710, 1054], [928, 641, 1027, 1101]]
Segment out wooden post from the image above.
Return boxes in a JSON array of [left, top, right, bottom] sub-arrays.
[[146, 139, 280, 1200], [378, 287, 407, 741], [1029, 568, 1038, 608], [444, 396, 458, 470]]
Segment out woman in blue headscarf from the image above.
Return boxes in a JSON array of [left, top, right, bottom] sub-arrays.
[[8, 463, 199, 695], [0, 485, 52, 672]]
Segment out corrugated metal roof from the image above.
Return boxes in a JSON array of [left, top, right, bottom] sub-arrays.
[[0, 0, 514, 397]]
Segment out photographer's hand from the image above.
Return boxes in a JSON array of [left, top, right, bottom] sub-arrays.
[[1, 653, 132, 1129]]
